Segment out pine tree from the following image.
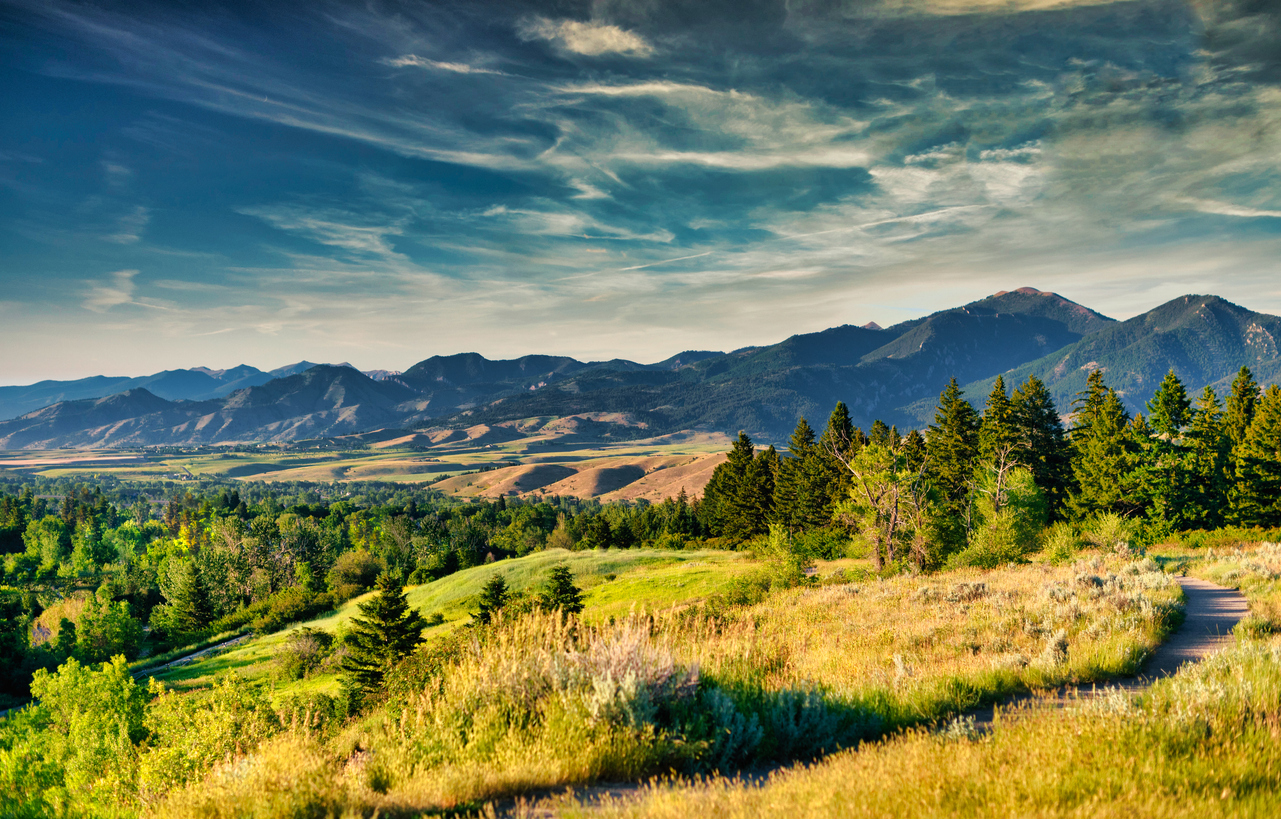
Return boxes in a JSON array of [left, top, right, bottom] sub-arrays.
[[474, 573, 509, 625], [815, 402, 858, 510], [1011, 375, 1072, 520], [979, 376, 1020, 463], [728, 446, 776, 540], [700, 432, 757, 538], [538, 565, 584, 615], [926, 378, 981, 541], [1068, 385, 1135, 519], [773, 418, 815, 531], [1224, 366, 1260, 454], [341, 572, 427, 694], [1225, 366, 1261, 523], [171, 560, 213, 636], [1147, 369, 1192, 439], [1185, 385, 1229, 529], [1234, 385, 1281, 527]]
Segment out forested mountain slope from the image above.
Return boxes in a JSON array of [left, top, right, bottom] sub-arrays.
[[943, 295, 1281, 421]]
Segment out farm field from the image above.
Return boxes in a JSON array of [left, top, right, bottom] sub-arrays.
[[0, 421, 730, 499]]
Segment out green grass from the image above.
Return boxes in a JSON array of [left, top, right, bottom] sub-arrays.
[[142, 548, 751, 697]]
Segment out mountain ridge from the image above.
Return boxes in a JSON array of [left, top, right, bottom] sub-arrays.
[[0, 291, 1276, 450]]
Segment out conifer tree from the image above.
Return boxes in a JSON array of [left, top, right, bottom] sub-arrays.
[[699, 432, 756, 537], [171, 560, 213, 636], [1225, 366, 1262, 523], [342, 572, 427, 695], [1068, 384, 1135, 519], [1147, 369, 1192, 439], [869, 419, 894, 448], [1185, 386, 1229, 529], [902, 429, 927, 473], [729, 446, 776, 540], [1234, 385, 1281, 527], [773, 418, 816, 531], [979, 376, 1020, 463], [1010, 375, 1072, 520], [926, 378, 981, 541], [807, 403, 861, 528], [1224, 366, 1260, 453], [474, 573, 509, 625], [538, 565, 584, 615]]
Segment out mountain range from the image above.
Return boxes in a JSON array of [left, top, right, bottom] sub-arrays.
[[0, 289, 1276, 450]]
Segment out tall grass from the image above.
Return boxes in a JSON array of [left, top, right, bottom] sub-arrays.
[[569, 637, 1281, 818]]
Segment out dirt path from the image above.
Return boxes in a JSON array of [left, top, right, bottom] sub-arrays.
[[975, 575, 1249, 726], [133, 633, 252, 678]]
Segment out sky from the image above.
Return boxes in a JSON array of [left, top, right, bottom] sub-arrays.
[[1, 0, 1280, 384]]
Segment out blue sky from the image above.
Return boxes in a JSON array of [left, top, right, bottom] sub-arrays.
[[1, 0, 1280, 383]]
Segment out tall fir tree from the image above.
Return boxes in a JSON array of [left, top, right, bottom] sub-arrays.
[[926, 378, 981, 543], [1224, 366, 1260, 454], [171, 560, 213, 636], [1185, 385, 1229, 529], [342, 572, 427, 695], [699, 432, 757, 538], [808, 403, 860, 527], [1225, 366, 1261, 523], [730, 445, 777, 540], [979, 376, 1020, 463], [1010, 375, 1073, 520], [773, 417, 816, 531], [1068, 381, 1135, 519], [1233, 385, 1281, 527], [1147, 369, 1192, 439]]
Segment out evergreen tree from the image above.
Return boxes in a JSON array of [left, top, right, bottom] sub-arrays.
[[813, 403, 858, 519], [700, 432, 756, 538], [926, 378, 981, 541], [1068, 381, 1135, 519], [1147, 369, 1192, 439], [1234, 385, 1281, 527], [1225, 366, 1261, 523], [538, 565, 584, 615], [342, 572, 427, 694], [902, 429, 927, 473], [773, 418, 816, 531], [728, 446, 776, 540], [1010, 375, 1072, 520], [979, 376, 1019, 463], [474, 573, 509, 625], [1185, 385, 1229, 529], [170, 560, 213, 636], [1224, 366, 1260, 454], [869, 419, 894, 448]]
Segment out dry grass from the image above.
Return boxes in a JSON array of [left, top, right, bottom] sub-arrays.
[[674, 554, 1183, 722]]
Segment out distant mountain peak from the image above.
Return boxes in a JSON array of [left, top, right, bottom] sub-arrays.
[[993, 287, 1051, 297], [861, 321, 884, 330]]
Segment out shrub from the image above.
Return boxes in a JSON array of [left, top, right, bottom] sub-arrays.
[[1042, 521, 1080, 565], [1081, 513, 1137, 553], [273, 627, 334, 682], [326, 549, 382, 602]]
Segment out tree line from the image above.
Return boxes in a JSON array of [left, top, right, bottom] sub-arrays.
[[700, 367, 1281, 568]]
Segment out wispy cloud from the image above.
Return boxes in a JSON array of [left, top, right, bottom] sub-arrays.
[[517, 17, 654, 57], [82, 269, 139, 312], [384, 55, 505, 75]]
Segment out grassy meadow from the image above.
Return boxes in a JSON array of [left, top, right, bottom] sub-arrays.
[[99, 548, 1186, 819]]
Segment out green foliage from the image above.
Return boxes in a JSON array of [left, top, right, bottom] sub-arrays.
[[1069, 372, 1136, 519], [1146, 368, 1192, 438], [272, 627, 335, 682], [75, 591, 144, 663], [340, 572, 427, 696], [539, 564, 585, 615], [474, 572, 510, 625], [139, 674, 280, 796], [949, 465, 1046, 569], [27, 656, 145, 806], [1233, 385, 1281, 527], [926, 378, 980, 547], [1010, 375, 1073, 520]]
